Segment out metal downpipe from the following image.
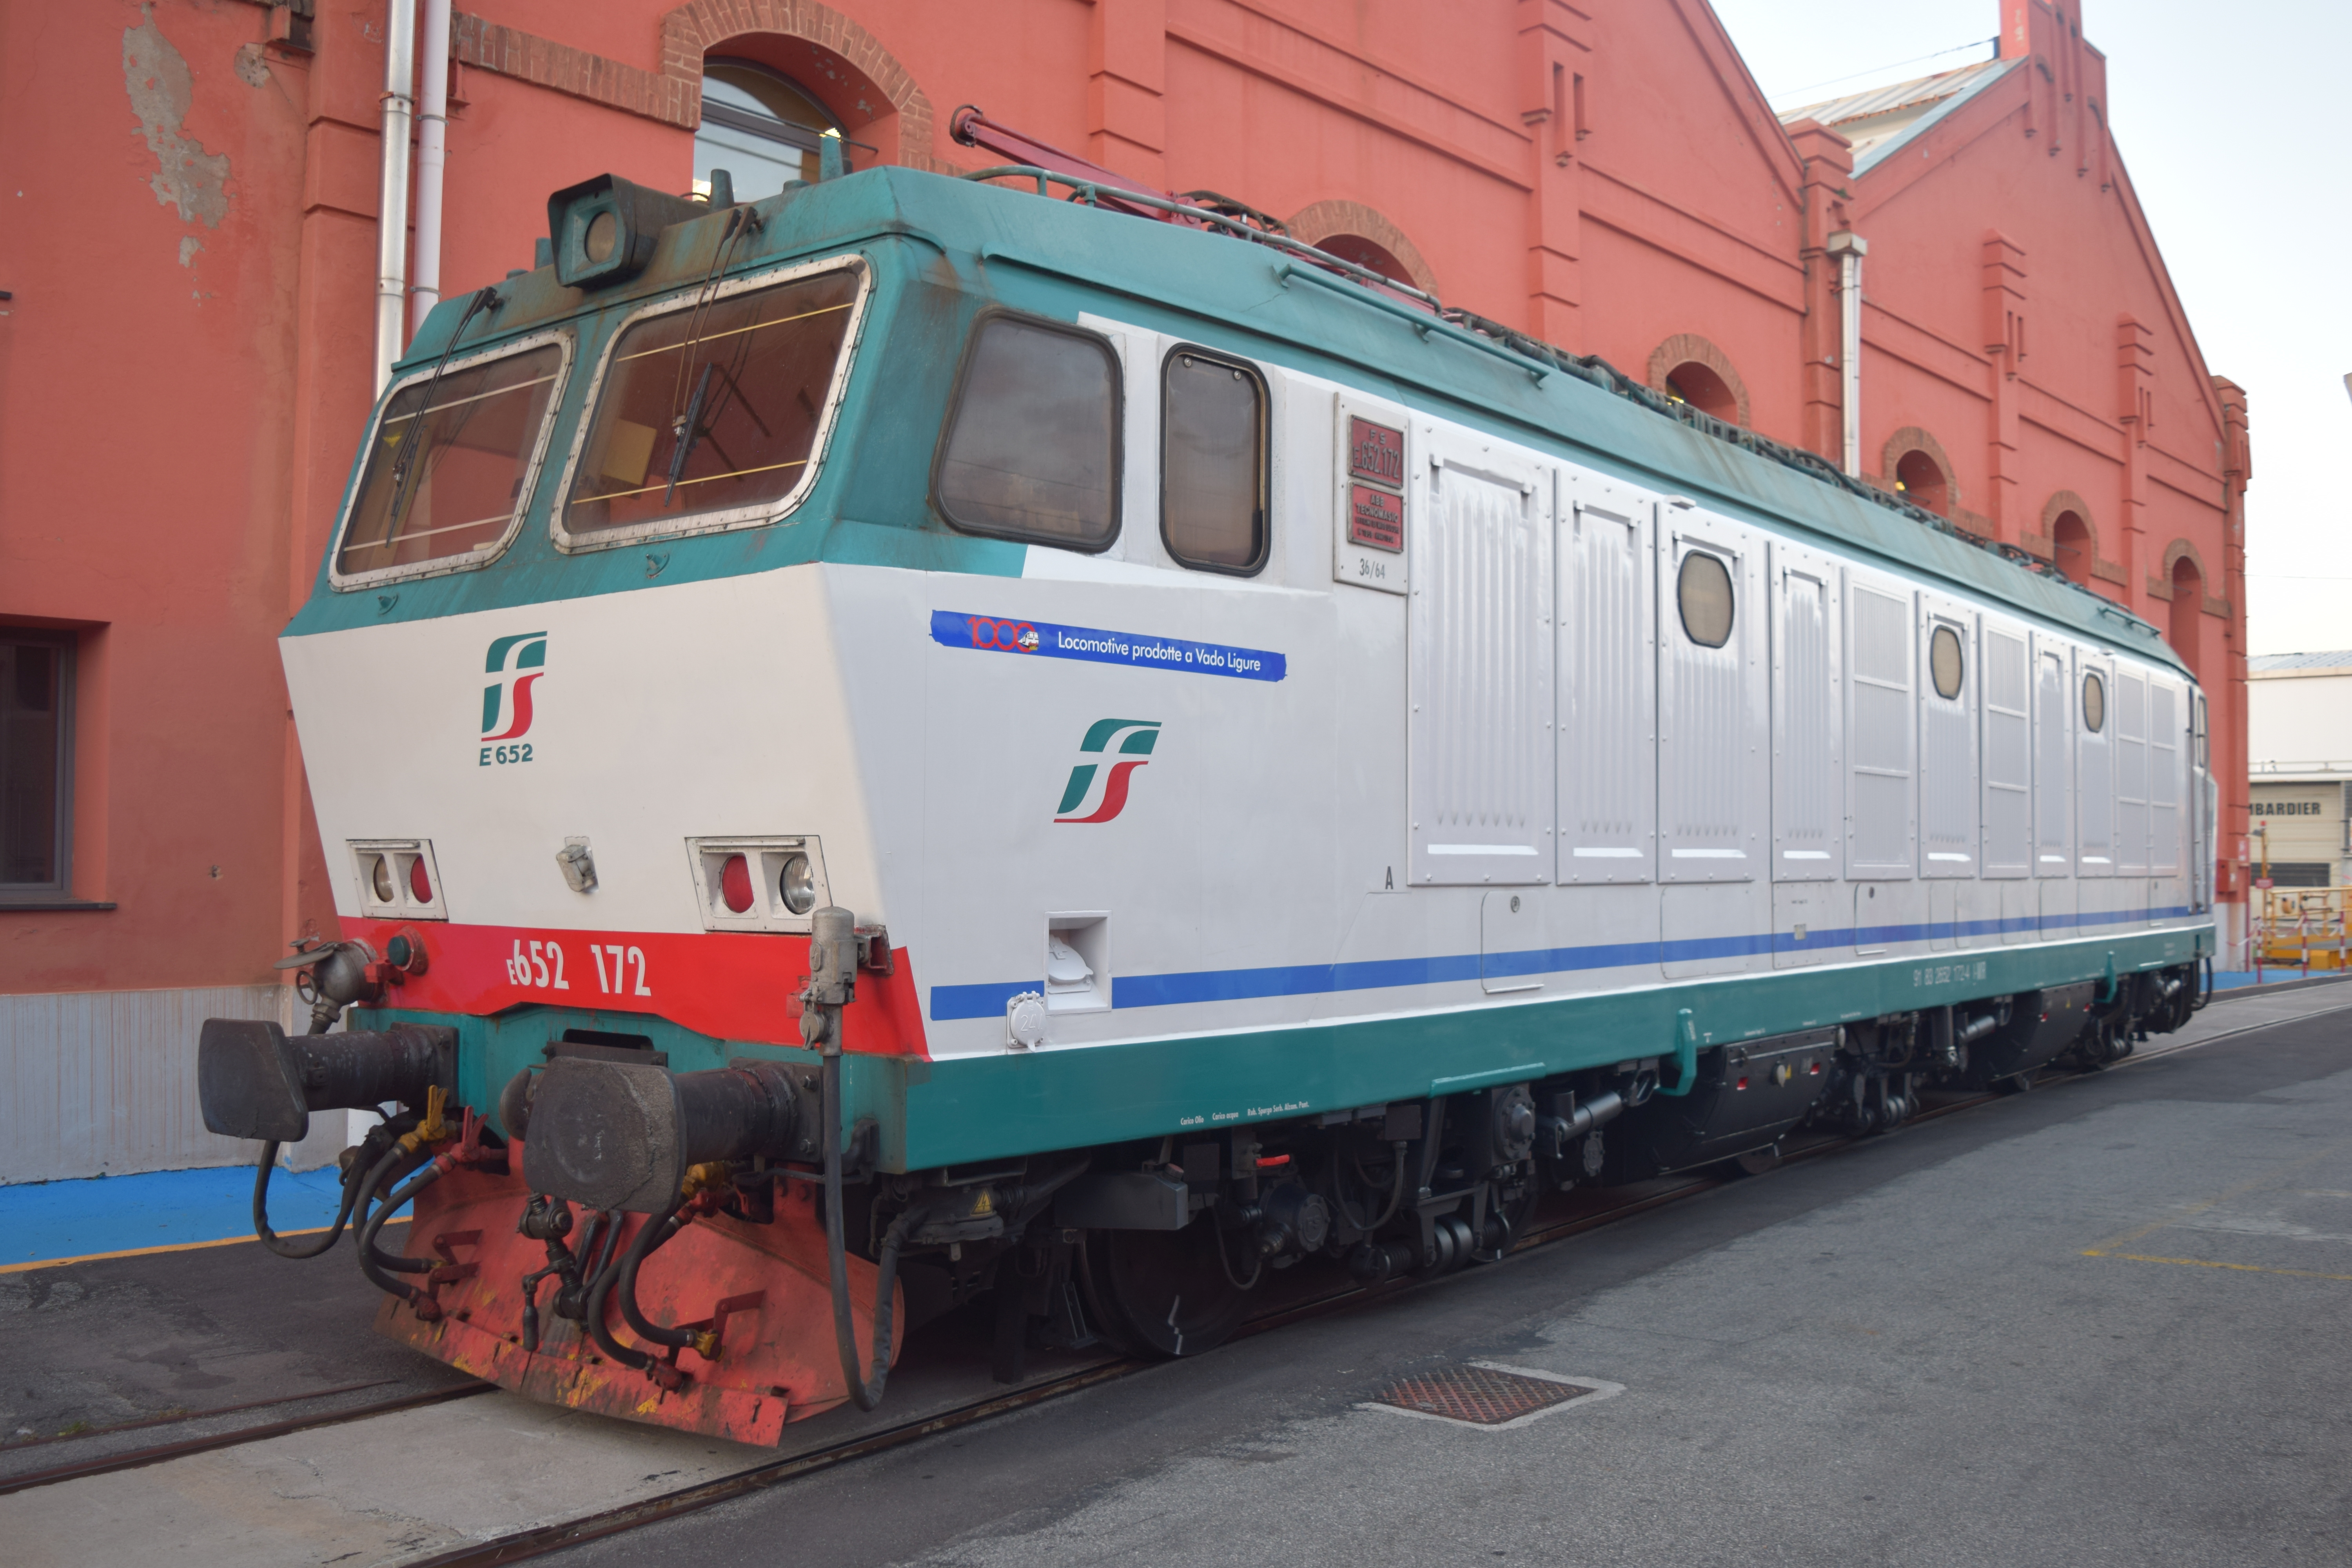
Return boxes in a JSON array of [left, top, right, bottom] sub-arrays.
[[375, 0, 418, 392], [411, 0, 450, 336]]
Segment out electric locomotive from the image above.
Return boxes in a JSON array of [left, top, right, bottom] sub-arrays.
[[197, 118, 2214, 1444]]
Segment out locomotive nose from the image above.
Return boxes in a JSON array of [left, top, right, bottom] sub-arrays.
[[198, 1018, 456, 1142], [521, 1056, 814, 1213]]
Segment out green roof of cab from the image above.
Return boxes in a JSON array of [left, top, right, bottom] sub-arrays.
[[283, 165, 2189, 680]]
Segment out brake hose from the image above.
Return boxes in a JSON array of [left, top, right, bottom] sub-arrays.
[[822, 1046, 913, 1410], [1330, 1140, 1410, 1234], [615, 1194, 700, 1354], [250, 1142, 366, 1258], [356, 1156, 448, 1307], [584, 1193, 687, 1371]]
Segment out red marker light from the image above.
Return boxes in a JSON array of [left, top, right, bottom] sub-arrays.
[[1254, 1154, 1291, 1169], [720, 853, 754, 913], [408, 857, 433, 904], [1809, 1061, 1823, 1075], [1735, 1076, 1749, 1091]]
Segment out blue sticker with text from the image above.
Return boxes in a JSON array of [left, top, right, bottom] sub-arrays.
[[930, 610, 1287, 682]]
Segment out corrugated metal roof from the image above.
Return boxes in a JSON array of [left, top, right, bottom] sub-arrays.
[[2250, 652, 2352, 672], [1779, 58, 2019, 176]]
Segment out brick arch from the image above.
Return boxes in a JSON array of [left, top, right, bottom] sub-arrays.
[[1879, 426, 1962, 511], [2036, 488, 2125, 586], [1646, 334, 1751, 428], [1283, 201, 1440, 296], [2148, 536, 2229, 615], [659, 1, 940, 170]]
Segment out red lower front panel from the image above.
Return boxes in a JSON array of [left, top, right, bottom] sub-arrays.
[[339, 916, 928, 1055], [375, 1146, 902, 1445]]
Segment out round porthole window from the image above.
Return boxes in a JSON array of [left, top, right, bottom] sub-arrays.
[[1929, 625, 1964, 700], [1677, 551, 1734, 648], [2082, 670, 2106, 733]]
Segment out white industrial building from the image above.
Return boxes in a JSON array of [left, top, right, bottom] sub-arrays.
[[2248, 652, 2352, 887]]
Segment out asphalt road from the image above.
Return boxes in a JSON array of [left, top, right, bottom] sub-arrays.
[[550, 1005, 2352, 1568]]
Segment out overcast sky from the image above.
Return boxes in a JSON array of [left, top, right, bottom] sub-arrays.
[[1710, 0, 2348, 656]]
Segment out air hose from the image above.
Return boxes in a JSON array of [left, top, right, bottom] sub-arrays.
[[250, 1142, 366, 1259], [1331, 1140, 1410, 1234], [823, 1045, 913, 1411], [350, 1090, 459, 1302], [585, 1193, 687, 1371], [356, 1154, 451, 1307]]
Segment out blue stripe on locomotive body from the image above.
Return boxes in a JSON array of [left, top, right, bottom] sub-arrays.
[[305, 166, 2208, 1173]]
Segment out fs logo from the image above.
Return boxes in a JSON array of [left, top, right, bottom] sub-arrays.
[[481, 632, 546, 743], [1054, 719, 1160, 824]]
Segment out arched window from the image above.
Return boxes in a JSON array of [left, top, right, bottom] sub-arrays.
[[1664, 361, 1739, 424], [1646, 334, 1751, 427], [1894, 448, 1948, 516], [2169, 554, 2204, 679], [694, 58, 842, 202], [1314, 234, 1413, 288], [1283, 201, 1441, 295], [2052, 510, 2092, 586]]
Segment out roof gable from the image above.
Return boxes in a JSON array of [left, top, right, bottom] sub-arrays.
[[1781, 58, 2022, 176]]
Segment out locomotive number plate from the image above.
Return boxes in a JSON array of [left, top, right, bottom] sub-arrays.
[[1348, 417, 1406, 486]]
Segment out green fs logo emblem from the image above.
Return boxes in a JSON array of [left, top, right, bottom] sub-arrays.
[[1054, 719, 1160, 823]]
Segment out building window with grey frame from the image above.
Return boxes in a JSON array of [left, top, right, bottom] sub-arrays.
[[1, 631, 74, 899], [693, 60, 851, 203]]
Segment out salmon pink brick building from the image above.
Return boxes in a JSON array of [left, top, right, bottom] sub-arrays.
[[0, 0, 2247, 1180]]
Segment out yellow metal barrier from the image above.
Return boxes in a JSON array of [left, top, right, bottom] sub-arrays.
[[2256, 887, 2352, 974]]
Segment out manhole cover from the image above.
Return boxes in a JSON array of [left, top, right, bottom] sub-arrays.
[[1368, 1363, 1610, 1428]]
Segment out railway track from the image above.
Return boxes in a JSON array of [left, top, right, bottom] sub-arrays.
[[0, 1379, 496, 1496]]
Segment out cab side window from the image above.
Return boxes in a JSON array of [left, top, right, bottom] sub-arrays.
[[1161, 349, 1267, 573], [934, 315, 1122, 550]]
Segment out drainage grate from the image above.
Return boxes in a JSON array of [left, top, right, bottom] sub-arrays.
[[1370, 1364, 1593, 1426]]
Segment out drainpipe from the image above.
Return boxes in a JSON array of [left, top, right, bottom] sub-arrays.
[[1826, 230, 1867, 477], [410, 0, 451, 338], [375, 0, 419, 394]]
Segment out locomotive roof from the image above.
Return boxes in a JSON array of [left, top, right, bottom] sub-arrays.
[[293, 164, 2186, 681]]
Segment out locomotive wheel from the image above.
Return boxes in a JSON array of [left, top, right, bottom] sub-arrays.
[[1076, 1221, 1248, 1359], [1732, 1142, 1783, 1177]]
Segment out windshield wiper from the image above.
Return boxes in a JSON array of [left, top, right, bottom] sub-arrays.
[[660, 358, 768, 507]]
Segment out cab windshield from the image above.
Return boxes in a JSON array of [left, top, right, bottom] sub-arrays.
[[563, 265, 861, 539], [337, 342, 565, 578]]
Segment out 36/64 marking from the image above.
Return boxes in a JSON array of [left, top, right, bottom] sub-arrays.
[[506, 937, 652, 997]]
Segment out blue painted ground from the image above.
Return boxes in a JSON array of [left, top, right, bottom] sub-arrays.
[[0, 1163, 347, 1269]]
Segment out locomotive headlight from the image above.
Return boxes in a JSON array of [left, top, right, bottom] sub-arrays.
[[779, 852, 817, 915], [370, 854, 396, 902]]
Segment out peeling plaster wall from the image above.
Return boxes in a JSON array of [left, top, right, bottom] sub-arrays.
[[123, 9, 232, 231]]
